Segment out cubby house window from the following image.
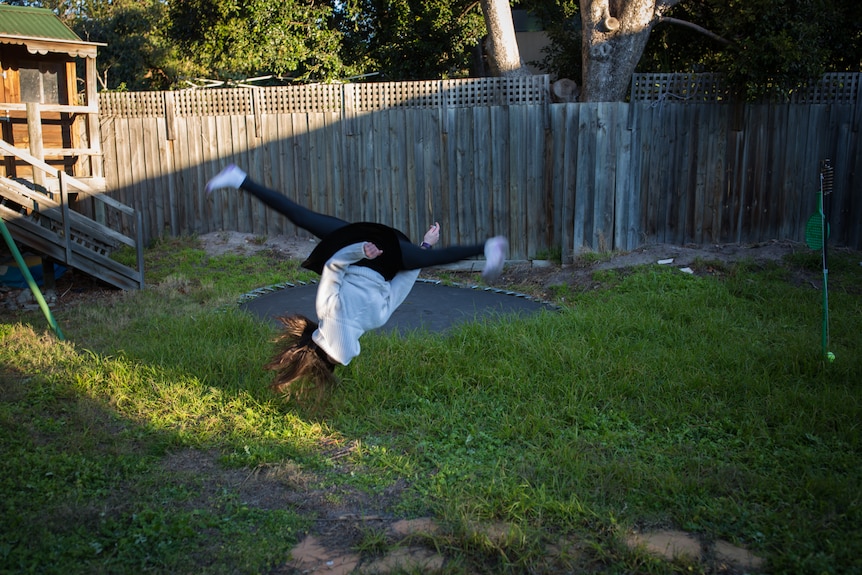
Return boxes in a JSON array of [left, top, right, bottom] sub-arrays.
[[19, 61, 62, 104]]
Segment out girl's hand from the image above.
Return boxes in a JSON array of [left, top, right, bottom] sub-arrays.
[[363, 242, 383, 259], [423, 222, 441, 247]]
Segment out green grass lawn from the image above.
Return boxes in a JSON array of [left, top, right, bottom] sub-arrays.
[[1, 237, 859, 574]]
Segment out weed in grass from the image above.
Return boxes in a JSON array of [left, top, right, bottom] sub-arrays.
[[576, 250, 615, 266], [353, 525, 390, 555], [532, 245, 563, 264], [547, 282, 573, 301]]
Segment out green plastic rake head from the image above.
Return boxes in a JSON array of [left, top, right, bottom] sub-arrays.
[[804, 192, 828, 251]]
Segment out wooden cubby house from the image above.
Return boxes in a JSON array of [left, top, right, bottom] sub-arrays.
[[0, 4, 143, 291]]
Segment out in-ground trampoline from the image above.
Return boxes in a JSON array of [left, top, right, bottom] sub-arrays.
[[240, 278, 556, 335]]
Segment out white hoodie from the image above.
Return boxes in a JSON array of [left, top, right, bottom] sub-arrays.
[[312, 242, 420, 365]]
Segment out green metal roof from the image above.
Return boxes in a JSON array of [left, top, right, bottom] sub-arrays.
[[0, 4, 82, 42]]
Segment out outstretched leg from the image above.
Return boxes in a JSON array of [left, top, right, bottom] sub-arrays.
[[399, 241, 483, 269], [399, 236, 508, 281], [206, 164, 348, 240]]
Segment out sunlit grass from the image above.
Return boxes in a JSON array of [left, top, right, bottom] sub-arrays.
[[1, 237, 860, 574]]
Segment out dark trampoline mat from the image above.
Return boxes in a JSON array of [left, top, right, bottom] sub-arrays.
[[240, 279, 556, 334]]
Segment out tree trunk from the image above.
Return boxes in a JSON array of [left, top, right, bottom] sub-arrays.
[[580, 0, 680, 101], [480, 0, 531, 77]]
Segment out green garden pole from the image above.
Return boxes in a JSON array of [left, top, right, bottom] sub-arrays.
[[0, 218, 64, 340]]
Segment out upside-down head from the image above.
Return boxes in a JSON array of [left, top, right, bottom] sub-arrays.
[[266, 314, 338, 404]]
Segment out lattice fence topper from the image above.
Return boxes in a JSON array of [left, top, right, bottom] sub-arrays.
[[100, 73, 859, 118], [99, 76, 552, 118], [631, 72, 860, 104], [631, 73, 729, 103]]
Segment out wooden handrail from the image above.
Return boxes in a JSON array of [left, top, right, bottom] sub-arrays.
[[0, 138, 130, 215], [0, 103, 97, 114], [0, 137, 145, 290], [0, 147, 103, 158]]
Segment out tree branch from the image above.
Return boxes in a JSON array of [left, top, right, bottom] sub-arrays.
[[459, 1, 481, 21], [658, 16, 732, 46]]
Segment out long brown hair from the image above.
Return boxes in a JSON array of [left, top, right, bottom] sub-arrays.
[[266, 315, 338, 403]]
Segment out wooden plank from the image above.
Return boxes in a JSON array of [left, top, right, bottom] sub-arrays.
[[675, 104, 695, 244], [733, 105, 754, 242], [771, 104, 791, 240], [370, 110, 388, 226], [142, 116, 166, 236], [561, 104, 579, 258], [326, 111, 345, 224], [453, 106, 473, 244], [761, 103, 780, 241], [525, 104, 545, 258], [98, 116, 120, 215], [339, 113, 361, 227], [233, 113, 253, 233], [306, 112, 327, 224], [264, 113, 287, 236], [706, 104, 728, 244], [437, 108, 453, 245], [184, 116, 205, 235], [215, 115, 237, 231], [641, 104, 662, 244], [404, 107, 420, 240], [280, 113, 301, 237], [489, 105, 509, 242], [423, 109, 444, 233], [472, 105, 490, 240], [170, 115, 189, 235], [548, 104, 566, 256], [661, 103, 679, 245], [783, 105, 808, 243], [292, 114, 313, 224], [614, 103, 637, 250], [157, 113, 179, 237], [592, 102, 616, 252], [387, 108, 407, 232], [126, 117, 150, 238], [245, 110, 266, 235], [355, 112, 374, 223], [202, 115, 221, 234], [827, 104, 853, 243], [846, 104, 862, 247], [509, 105, 528, 256], [441, 107, 457, 244], [574, 104, 596, 251]]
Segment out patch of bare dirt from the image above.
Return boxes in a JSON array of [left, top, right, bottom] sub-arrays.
[[197, 231, 319, 260]]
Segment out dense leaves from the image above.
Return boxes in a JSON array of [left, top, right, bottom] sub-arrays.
[[334, 0, 487, 80], [167, 0, 350, 83], [7, 0, 861, 98], [524, 0, 862, 100]]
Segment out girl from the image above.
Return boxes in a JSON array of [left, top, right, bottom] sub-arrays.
[[206, 164, 507, 397]]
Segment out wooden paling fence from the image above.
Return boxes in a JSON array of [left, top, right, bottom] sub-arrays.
[[99, 74, 862, 260]]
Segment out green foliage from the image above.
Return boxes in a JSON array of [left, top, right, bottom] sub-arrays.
[[70, 0, 175, 91], [523, 0, 862, 101], [25, 0, 862, 96], [167, 0, 351, 83], [641, 0, 862, 100], [335, 0, 487, 80]]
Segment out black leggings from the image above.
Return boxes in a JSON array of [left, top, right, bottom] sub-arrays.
[[240, 178, 484, 270]]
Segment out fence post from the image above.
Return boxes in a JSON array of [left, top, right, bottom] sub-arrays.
[[164, 91, 176, 141]]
